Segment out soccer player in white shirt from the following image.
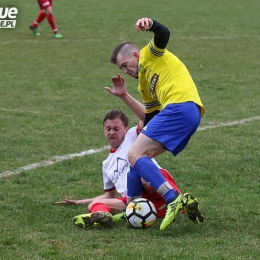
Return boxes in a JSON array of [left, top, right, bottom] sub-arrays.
[[55, 109, 182, 228]]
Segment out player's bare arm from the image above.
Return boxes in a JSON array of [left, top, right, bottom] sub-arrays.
[[54, 198, 94, 205], [54, 190, 118, 205], [105, 74, 145, 121]]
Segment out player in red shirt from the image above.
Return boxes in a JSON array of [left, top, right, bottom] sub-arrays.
[[29, 0, 62, 39]]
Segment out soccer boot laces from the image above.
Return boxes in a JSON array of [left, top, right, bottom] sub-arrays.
[[160, 194, 187, 231]]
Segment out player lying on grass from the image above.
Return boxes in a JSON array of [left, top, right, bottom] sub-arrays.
[[109, 17, 205, 230], [55, 109, 183, 228]]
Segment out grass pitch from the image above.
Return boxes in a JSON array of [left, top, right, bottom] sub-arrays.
[[0, 0, 259, 259]]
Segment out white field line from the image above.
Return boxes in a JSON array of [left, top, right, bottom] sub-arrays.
[[1, 108, 42, 114], [198, 116, 260, 131], [1, 35, 260, 45], [1, 116, 260, 178], [177, 36, 260, 39], [0, 39, 103, 45], [0, 146, 109, 178], [1, 108, 70, 116]]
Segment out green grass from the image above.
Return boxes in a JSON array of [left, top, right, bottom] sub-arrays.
[[0, 0, 260, 259]]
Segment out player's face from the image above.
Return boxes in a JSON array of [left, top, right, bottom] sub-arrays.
[[117, 52, 139, 79], [104, 118, 128, 149]]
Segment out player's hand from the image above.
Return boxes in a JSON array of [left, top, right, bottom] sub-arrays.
[[135, 17, 152, 31], [53, 199, 79, 205], [104, 74, 127, 97], [64, 199, 79, 204], [54, 200, 67, 205]]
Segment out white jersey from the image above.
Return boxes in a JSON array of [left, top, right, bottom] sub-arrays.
[[102, 126, 161, 196], [102, 126, 137, 196]]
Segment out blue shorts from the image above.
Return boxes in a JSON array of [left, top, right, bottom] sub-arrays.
[[141, 102, 201, 156]]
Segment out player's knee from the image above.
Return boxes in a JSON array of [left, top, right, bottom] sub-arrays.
[[44, 6, 53, 14]]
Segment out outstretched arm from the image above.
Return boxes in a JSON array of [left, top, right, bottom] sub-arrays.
[[54, 189, 119, 205], [105, 74, 145, 122], [135, 17, 170, 49]]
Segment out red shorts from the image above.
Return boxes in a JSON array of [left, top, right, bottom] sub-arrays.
[[117, 196, 127, 205], [38, 0, 52, 9]]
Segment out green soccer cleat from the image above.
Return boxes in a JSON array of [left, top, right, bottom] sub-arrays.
[[183, 193, 204, 224], [29, 25, 40, 36], [54, 32, 63, 39], [72, 211, 113, 229], [112, 210, 126, 222], [160, 194, 187, 231]]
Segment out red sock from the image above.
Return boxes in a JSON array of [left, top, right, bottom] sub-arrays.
[[46, 13, 58, 33], [32, 10, 46, 28], [89, 202, 112, 214]]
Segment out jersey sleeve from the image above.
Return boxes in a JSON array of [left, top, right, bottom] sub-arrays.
[[149, 39, 165, 59], [148, 19, 170, 49]]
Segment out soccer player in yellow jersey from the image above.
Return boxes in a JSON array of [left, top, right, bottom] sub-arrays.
[[109, 17, 205, 231]]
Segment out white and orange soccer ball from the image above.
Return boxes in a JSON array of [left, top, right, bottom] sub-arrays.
[[125, 198, 157, 228]]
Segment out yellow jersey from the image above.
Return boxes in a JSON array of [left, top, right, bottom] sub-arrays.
[[138, 40, 205, 116]]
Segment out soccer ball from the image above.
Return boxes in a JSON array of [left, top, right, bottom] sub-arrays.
[[125, 198, 157, 228]]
